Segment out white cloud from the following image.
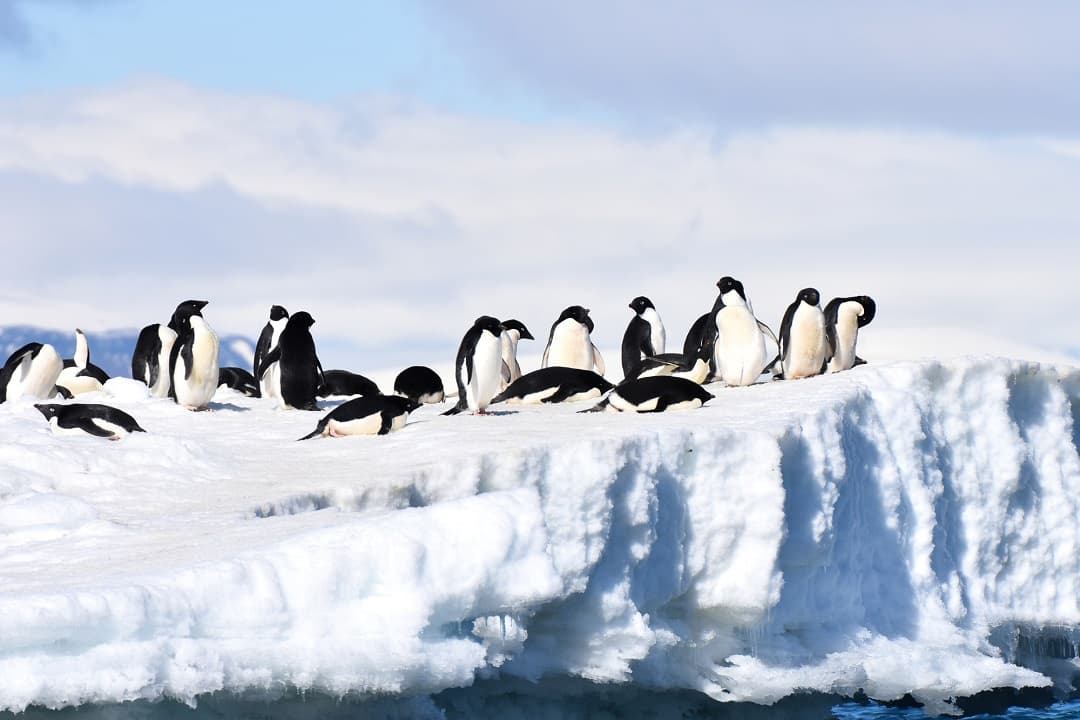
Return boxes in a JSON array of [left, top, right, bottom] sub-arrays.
[[0, 80, 1077, 370]]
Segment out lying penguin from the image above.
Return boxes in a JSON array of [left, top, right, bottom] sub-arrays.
[[35, 403, 146, 440], [298, 395, 421, 439], [490, 367, 613, 405], [581, 376, 713, 413]]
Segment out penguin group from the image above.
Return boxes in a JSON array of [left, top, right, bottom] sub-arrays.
[[2, 279, 875, 440]]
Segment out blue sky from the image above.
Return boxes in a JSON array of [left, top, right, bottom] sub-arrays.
[[1, 1, 1078, 368]]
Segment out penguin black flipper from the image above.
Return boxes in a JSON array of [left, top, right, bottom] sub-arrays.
[[258, 347, 282, 380], [378, 412, 394, 435], [682, 313, 710, 357], [579, 398, 611, 413], [777, 302, 798, 359], [75, 417, 117, 438], [253, 322, 274, 380], [166, 341, 181, 399]]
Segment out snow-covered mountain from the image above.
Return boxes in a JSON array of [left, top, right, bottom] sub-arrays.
[[0, 356, 1078, 716], [0, 326, 256, 379]]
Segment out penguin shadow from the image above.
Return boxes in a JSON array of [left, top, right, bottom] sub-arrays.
[[477, 410, 517, 417], [206, 401, 251, 412]]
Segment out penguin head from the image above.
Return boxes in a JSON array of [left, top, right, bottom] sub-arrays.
[[402, 397, 423, 413], [474, 315, 504, 337], [34, 404, 61, 420], [716, 276, 746, 302], [289, 311, 316, 328], [501, 319, 534, 340], [855, 296, 877, 326], [173, 299, 209, 321], [628, 296, 654, 315], [798, 288, 821, 307], [557, 305, 594, 333], [269, 305, 289, 321]]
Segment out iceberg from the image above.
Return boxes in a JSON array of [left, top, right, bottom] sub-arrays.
[[0, 357, 1078, 715]]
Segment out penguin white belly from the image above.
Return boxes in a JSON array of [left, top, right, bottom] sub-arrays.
[[511, 386, 560, 405], [500, 332, 523, 390], [544, 323, 594, 370], [641, 308, 666, 355], [7, 345, 63, 400], [466, 332, 503, 412], [150, 327, 178, 398], [673, 358, 710, 385], [664, 398, 705, 412], [714, 308, 766, 386], [564, 388, 603, 402], [174, 323, 220, 409], [56, 369, 104, 396], [827, 307, 861, 373], [784, 309, 827, 380], [609, 393, 659, 412], [328, 413, 382, 436], [48, 416, 127, 439]]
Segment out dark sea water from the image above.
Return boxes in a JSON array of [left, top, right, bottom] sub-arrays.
[[2, 690, 1078, 720]]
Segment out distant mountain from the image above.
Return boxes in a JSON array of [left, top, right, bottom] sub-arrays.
[[0, 326, 256, 380]]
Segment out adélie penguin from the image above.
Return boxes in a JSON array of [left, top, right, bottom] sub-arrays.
[[711, 276, 777, 387], [0, 343, 64, 403], [499, 319, 534, 390], [132, 321, 178, 399], [217, 367, 260, 397], [317, 369, 380, 398], [253, 305, 289, 400], [581, 375, 714, 413], [443, 315, 505, 415], [824, 295, 876, 373], [628, 324, 716, 384], [57, 329, 111, 396], [258, 311, 323, 411], [771, 287, 829, 380], [490, 367, 614, 405], [621, 296, 666, 379], [35, 402, 145, 440], [298, 395, 422, 439], [394, 366, 445, 404], [168, 300, 220, 410], [541, 305, 605, 375]]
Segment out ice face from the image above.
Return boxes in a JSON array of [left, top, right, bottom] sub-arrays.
[[0, 356, 1078, 714]]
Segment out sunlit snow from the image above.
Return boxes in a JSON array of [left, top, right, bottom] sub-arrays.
[[1, 356, 1079, 715]]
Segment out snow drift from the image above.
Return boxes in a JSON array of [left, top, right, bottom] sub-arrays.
[[0, 356, 1079, 715]]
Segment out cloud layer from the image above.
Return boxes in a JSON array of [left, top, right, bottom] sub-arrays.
[[1, 81, 1077, 369]]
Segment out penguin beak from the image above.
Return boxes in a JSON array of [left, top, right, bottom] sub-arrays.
[[196, 300, 209, 310], [522, 329, 535, 340]]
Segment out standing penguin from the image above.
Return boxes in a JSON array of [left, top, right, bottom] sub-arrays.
[[773, 288, 829, 380], [499, 319, 534, 390], [253, 305, 289, 400], [258, 311, 323, 411], [621, 296, 666, 379], [57, 329, 111, 396], [444, 315, 505, 415], [711, 276, 777, 387], [168, 300, 220, 410], [0, 343, 64, 403], [824, 295, 876, 373], [541, 305, 605, 375], [131, 299, 195, 398]]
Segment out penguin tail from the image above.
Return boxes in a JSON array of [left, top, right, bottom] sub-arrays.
[[578, 398, 610, 414], [297, 419, 328, 441]]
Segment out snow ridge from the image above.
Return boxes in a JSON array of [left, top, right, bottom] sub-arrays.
[[0, 357, 1078, 714]]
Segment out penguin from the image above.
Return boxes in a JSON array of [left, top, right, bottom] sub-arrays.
[[168, 300, 220, 410], [681, 312, 711, 358], [257, 311, 322, 411], [0, 343, 64, 403], [824, 295, 876, 373], [499, 319, 534, 390], [541, 306, 605, 375], [711, 276, 777, 387], [772, 288, 829, 380], [581, 376, 714, 413], [298, 395, 422, 439], [628, 323, 717, 384], [132, 322, 178, 398], [443, 315, 505, 415], [317, 369, 380, 398], [394, 366, 445, 404], [253, 305, 289, 400], [217, 367, 260, 397], [621, 296, 666, 380], [56, 329, 111, 396], [490, 367, 614, 405], [35, 402, 145, 440]]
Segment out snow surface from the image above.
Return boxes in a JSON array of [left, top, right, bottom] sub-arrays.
[[1, 356, 1080, 715]]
